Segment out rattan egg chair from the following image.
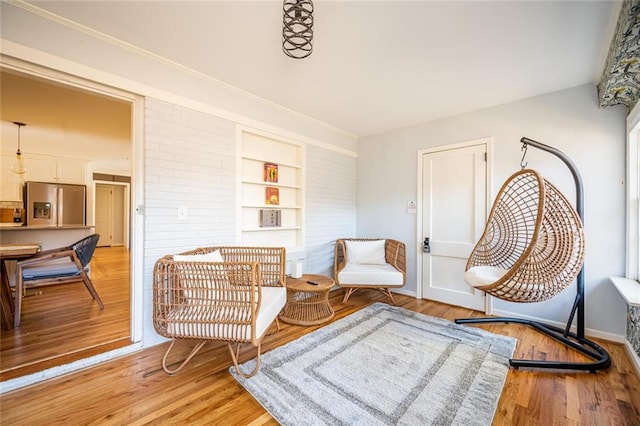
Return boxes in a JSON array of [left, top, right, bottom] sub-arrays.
[[456, 137, 610, 373], [463, 168, 585, 302]]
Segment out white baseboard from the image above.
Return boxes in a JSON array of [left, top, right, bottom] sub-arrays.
[[330, 287, 417, 299], [391, 288, 417, 298], [624, 340, 640, 377]]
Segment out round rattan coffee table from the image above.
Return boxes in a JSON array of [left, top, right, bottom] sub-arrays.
[[279, 274, 335, 326]]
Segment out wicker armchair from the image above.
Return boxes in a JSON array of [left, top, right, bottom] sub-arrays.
[[334, 238, 406, 304], [153, 246, 286, 378]]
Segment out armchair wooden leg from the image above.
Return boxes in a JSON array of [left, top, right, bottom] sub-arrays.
[[162, 339, 207, 375], [14, 270, 24, 328], [79, 270, 104, 309], [266, 317, 281, 336], [228, 342, 262, 379], [343, 288, 357, 303], [381, 288, 396, 305]]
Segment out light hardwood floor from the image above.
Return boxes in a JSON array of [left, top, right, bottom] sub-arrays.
[[0, 246, 131, 381], [1, 284, 639, 424]]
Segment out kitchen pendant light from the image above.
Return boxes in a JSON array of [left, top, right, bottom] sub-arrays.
[[282, 0, 314, 59], [12, 121, 27, 175]]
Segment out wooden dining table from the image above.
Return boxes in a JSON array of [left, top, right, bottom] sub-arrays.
[[0, 243, 41, 329]]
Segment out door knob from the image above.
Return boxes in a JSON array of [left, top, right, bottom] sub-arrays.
[[423, 237, 431, 253]]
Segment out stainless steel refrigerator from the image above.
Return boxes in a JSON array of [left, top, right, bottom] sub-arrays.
[[24, 181, 86, 227]]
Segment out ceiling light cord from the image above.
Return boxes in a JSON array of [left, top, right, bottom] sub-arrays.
[[12, 121, 27, 175]]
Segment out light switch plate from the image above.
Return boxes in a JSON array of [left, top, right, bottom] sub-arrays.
[[177, 206, 188, 221]]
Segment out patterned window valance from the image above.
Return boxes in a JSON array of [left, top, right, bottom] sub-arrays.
[[598, 0, 640, 112]]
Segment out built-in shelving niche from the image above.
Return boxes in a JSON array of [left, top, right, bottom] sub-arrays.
[[239, 130, 304, 250]]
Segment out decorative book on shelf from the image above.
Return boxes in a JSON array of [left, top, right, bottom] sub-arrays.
[[264, 162, 278, 183], [265, 187, 279, 205]]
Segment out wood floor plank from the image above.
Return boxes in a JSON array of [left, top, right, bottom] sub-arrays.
[[1, 286, 639, 424], [565, 375, 581, 422]]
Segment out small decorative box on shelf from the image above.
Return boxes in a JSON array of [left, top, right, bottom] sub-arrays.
[[259, 209, 282, 228]]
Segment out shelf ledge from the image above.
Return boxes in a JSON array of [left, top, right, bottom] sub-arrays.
[[241, 205, 301, 209], [242, 227, 301, 232], [241, 180, 301, 189], [609, 276, 640, 306], [241, 156, 301, 169]]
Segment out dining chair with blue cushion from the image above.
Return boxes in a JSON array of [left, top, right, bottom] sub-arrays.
[[14, 233, 104, 327]]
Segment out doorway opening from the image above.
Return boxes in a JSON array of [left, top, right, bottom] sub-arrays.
[[95, 179, 131, 249], [0, 64, 142, 383]]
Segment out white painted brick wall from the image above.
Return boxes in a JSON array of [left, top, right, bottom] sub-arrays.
[[305, 145, 357, 276], [140, 99, 357, 346], [144, 99, 237, 254]]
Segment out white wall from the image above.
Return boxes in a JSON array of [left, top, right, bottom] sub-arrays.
[[358, 84, 628, 337], [305, 144, 358, 276]]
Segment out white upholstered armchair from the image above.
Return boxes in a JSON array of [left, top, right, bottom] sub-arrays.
[[334, 238, 406, 304]]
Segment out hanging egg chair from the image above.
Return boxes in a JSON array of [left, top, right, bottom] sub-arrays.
[[464, 168, 585, 302], [456, 137, 609, 373]]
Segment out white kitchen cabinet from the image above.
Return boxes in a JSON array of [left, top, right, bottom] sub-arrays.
[[0, 153, 88, 201], [25, 155, 87, 184], [240, 130, 304, 249], [0, 153, 25, 201], [55, 158, 88, 183]]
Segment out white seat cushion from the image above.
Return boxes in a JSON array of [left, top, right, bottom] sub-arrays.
[[165, 286, 286, 341], [256, 287, 287, 337], [23, 261, 82, 280], [338, 263, 404, 287], [464, 265, 508, 288]]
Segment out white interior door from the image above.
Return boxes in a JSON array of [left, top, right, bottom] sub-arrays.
[[421, 142, 488, 311], [111, 185, 125, 246], [95, 184, 113, 247]]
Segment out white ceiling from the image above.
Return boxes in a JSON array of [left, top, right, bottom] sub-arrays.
[[23, 1, 621, 137]]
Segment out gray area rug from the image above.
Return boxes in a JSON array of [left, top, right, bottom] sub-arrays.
[[231, 302, 516, 426]]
